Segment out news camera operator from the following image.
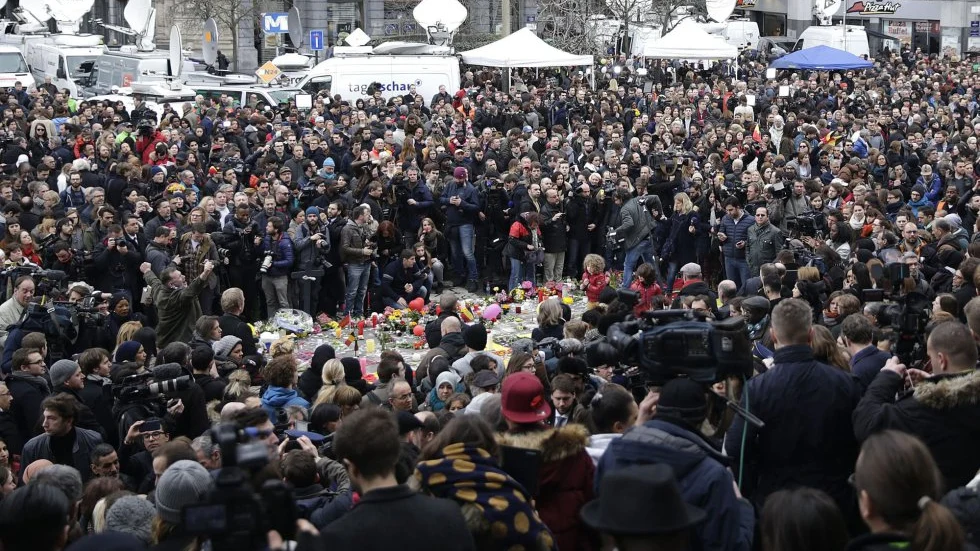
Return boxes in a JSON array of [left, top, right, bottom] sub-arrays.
[[48, 242, 85, 282]]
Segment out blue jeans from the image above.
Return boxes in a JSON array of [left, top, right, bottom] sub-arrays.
[[509, 258, 535, 291], [665, 261, 680, 295], [724, 256, 750, 290], [383, 286, 427, 309], [450, 224, 478, 281], [344, 262, 371, 316], [622, 238, 654, 289]]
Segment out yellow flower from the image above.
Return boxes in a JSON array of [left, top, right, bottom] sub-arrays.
[[562, 296, 574, 305], [328, 321, 339, 329]]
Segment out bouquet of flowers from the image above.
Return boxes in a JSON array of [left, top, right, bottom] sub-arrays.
[[274, 309, 315, 336]]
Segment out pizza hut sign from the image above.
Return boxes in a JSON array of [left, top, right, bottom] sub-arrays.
[[847, 1, 901, 15]]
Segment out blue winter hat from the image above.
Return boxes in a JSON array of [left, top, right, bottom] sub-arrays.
[[115, 340, 142, 363], [323, 157, 335, 167], [305, 206, 319, 216]]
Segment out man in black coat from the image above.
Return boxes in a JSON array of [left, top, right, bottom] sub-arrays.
[[218, 288, 258, 357], [0, 381, 22, 454], [314, 408, 475, 550], [726, 299, 862, 525], [841, 313, 891, 391], [6, 348, 51, 444], [853, 320, 980, 490]]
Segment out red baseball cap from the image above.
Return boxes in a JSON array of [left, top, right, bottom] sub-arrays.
[[501, 372, 552, 424]]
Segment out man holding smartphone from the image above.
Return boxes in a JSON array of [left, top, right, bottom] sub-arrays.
[[441, 167, 482, 292]]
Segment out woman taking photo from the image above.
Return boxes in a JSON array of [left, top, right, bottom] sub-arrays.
[[849, 430, 965, 551], [661, 192, 700, 294]]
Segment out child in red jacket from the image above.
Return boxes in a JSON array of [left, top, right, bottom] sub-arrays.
[[582, 254, 609, 307], [628, 262, 663, 317]]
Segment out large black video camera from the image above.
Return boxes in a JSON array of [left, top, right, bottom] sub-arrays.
[[606, 307, 753, 386], [113, 365, 191, 406], [877, 291, 932, 368], [183, 423, 298, 551]]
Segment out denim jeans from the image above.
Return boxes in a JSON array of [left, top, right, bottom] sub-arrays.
[[509, 258, 535, 291], [724, 256, 750, 290], [566, 238, 591, 278], [450, 224, 478, 281], [344, 262, 371, 316], [665, 261, 680, 295], [622, 238, 655, 289]]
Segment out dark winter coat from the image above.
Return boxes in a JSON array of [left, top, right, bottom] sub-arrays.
[[293, 483, 353, 529], [317, 484, 475, 550], [725, 345, 862, 514], [599, 418, 754, 551], [849, 345, 891, 391], [853, 369, 980, 490]]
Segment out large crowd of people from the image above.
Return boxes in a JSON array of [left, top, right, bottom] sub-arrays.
[[0, 39, 979, 551]]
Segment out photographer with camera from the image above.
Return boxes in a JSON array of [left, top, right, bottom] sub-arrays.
[[260, 217, 294, 316], [221, 205, 261, 319], [718, 197, 754, 290], [293, 207, 331, 308], [141, 260, 213, 348], [854, 320, 980, 490], [394, 166, 434, 249], [612, 189, 659, 289]]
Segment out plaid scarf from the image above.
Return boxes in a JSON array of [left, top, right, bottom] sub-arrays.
[[415, 443, 556, 551]]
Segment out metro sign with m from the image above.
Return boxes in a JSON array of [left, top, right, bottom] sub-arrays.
[[262, 12, 289, 34]]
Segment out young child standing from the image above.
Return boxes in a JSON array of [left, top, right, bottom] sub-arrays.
[[627, 262, 663, 317], [582, 253, 609, 308]]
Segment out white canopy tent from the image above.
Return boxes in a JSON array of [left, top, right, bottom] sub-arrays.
[[459, 27, 594, 67], [642, 20, 738, 59]]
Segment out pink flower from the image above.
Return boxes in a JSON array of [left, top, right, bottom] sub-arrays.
[[317, 313, 330, 324], [521, 281, 533, 290]]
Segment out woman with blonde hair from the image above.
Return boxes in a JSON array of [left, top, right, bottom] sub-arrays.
[[662, 191, 701, 293], [115, 320, 143, 348], [313, 359, 346, 406], [532, 297, 564, 342], [811, 325, 849, 372]]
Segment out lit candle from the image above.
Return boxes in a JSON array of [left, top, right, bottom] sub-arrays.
[[366, 339, 376, 353], [357, 320, 365, 336]]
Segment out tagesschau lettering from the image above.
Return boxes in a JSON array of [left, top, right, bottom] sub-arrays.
[[349, 80, 423, 94]]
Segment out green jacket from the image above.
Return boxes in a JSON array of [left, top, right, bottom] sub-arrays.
[[144, 270, 207, 348]]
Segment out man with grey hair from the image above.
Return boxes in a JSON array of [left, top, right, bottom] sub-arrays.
[[28, 463, 83, 506], [191, 433, 222, 470]]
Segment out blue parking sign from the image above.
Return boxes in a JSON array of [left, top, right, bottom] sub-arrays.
[[310, 30, 324, 50]]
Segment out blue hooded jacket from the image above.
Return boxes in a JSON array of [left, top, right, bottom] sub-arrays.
[[261, 386, 310, 422], [598, 418, 754, 551]]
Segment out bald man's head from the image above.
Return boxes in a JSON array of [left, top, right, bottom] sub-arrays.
[[441, 317, 461, 336]]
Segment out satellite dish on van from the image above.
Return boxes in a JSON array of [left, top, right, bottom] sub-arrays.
[[202, 18, 219, 66], [19, 3, 54, 24], [413, 0, 467, 46], [47, 0, 96, 32], [287, 7, 304, 49], [169, 25, 183, 77], [705, 0, 736, 22], [124, 0, 157, 50], [344, 28, 371, 47], [817, 0, 843, 17]]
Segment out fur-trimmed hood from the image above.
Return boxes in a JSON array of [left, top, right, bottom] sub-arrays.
[[914, 370, 980, 409], [496, 424, 590, 463]]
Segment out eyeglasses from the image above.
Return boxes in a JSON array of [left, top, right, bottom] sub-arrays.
[[25, 358, 44, 366], [142, 431, 165, 440], [392, 393, 412, 401]]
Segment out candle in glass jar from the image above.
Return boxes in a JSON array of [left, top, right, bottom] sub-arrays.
[[366, 339, 376, 353], [334, 327, 342, 338], [357, 321, 365, 336], [515, 305, 522, 314]]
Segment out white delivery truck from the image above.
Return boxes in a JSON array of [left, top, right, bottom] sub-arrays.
[[795, 25, 870, 58], [296, 54, 460, 102], [0, 46, 35, 90]]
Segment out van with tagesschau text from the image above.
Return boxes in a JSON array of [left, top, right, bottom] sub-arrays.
[[295, 54, 460, 103]]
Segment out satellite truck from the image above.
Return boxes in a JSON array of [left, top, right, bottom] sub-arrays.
[[290, 0, 463, 103], [0, 0, 106, 97]]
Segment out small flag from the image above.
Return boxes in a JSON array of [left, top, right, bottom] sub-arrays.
[[459, 305, 474, 322], [752, 124, 762, 143], [339, 314, 351, 329], [344, 332, 356, 347], [820, 131, 840, 148]]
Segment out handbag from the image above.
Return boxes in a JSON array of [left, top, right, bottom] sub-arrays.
[[526, 248, 545, 265]]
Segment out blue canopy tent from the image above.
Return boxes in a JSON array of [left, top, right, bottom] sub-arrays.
[[769, 45, 872, 70]]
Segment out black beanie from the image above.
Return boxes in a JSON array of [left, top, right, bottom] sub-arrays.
[[463, 323, 488, 351], [657, 378, 707, 424]]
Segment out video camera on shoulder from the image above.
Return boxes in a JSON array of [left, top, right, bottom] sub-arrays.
[[113, 363, 191, 405], [606, 289, 753, 387], [182, 423, 298, 550]]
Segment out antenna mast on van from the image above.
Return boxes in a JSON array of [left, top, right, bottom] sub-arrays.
[[13, 0, 95, 34], [814, 0, 841, 26], [412, 0, 467, 47]]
